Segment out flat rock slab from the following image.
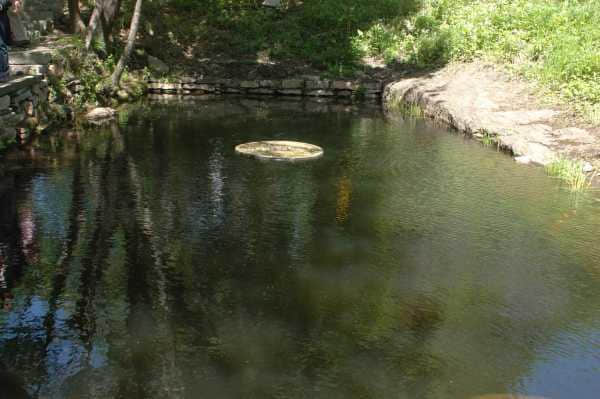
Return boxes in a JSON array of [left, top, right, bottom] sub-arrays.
[[235, 140, 323, 161], [383, 63, 599, 168], [0, 75, 42, 97], [9, 47, 54, 65]]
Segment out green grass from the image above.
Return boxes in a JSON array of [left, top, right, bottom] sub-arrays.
[[143, 0, 419, 75], [479, 130, 497, 147], [545, 157, 593, 192], [355, 0, 600, 122], [137, 1, 600, 120], [393, 99, 424, 118]]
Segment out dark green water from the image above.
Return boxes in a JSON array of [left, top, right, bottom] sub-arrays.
[[1, 99, 599, 399]]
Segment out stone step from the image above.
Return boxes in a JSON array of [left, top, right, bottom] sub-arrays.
[[10, 64, 48, 76], [9, 47, 53, 65], [0, 75, 43, 97]]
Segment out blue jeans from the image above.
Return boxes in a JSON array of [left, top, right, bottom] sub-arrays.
[[0, 18, 8, 81], [0, 39, 8, 81]]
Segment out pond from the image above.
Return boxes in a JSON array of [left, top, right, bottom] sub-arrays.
[[1, 99, 599, 398]]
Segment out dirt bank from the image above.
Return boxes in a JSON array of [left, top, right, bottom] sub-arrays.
[[383, 63, 599, 171]]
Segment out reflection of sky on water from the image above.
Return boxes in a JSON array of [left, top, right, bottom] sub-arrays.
[[31, 171, 73, 241], [519, 328, 600, 398], [1, 297, 47, 342], [208, 138, 226, 224], [0, 245, 7, 290], [0, 297, 91, 393]]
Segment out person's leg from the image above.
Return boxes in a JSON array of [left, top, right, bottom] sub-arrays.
[[8, 0, 28, 47], [0, 35, 8, 82], [8, 11, 29, 46], [0, 14, 9, 82], [0, 13, 10, 82]]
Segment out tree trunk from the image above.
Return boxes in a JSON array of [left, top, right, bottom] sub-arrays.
[[101, 0, 122, 54], [111, 0, 142, 88], [68, 0, 86, 33], [86, 0, 122, 53], [85, 6, 101, 50]]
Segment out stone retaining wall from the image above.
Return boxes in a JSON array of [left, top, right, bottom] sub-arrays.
[[147, 93, 383, 116], [148, 78, 384, 100], [0, 76, 61, 149]]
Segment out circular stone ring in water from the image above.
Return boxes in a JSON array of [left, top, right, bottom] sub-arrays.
[[235, 140, 324, 161]]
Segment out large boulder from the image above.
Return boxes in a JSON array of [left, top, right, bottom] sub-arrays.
[[148, 55, 170, 75]]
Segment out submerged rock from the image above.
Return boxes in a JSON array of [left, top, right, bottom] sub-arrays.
[[235, 140, 323, 161]]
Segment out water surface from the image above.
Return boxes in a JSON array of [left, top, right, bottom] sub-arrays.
[[1, 99, 599, 398]]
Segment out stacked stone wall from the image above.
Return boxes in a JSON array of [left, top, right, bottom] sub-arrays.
[[0, 76, 63, 149], [148, 77, 384, 100]]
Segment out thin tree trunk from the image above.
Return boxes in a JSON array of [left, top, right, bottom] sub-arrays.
[[101, 16, 113, 54], [86, 0, 122, 53], [85, 6, 101, 50], [101, 0, 123, 55], [111, 0, 142, 88], [68, 0, 86, 33]]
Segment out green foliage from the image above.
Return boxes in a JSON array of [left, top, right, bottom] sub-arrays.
[[393, 99, 424, 118], [478, 130, 497, 147], [52, 40, 115, 107], [353, 23, 403, 64], [545, 157, 593, 192], [121, 0, 600, 118], [50, 38, 147, 109], [359, 0, 600, 121], [144, 0, 419, 73], [0, 136, 16, 153]]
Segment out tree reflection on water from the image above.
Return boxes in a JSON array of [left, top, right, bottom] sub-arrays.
[[0, 100, 599, 398]]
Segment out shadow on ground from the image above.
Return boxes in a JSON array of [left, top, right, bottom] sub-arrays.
[[139, 0, 427, 77]]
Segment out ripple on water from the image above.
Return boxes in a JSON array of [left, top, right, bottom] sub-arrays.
[[0, 100, 599, 398]]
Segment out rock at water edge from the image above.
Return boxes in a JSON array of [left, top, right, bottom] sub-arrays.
[[86, 107, 117, 121], [514, 156, 531, 164]]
